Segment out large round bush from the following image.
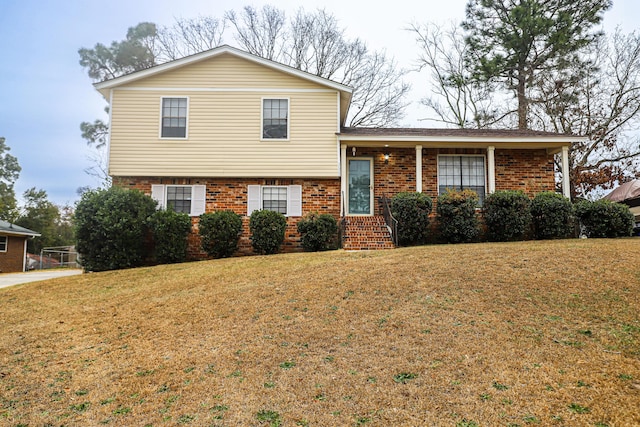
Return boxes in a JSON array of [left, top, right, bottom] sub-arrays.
[[483, 190, 531, 241], [391, 192, 432, 246], [297, 212, 338, 251], [436, 189, 479, 243], [199, 210, 243, 258], [574, 199, 634, 238], [75, 187, 157, 272], [530, 192, 574, 240], [250, 210, 287, 255], [147, 209, 192, 264]]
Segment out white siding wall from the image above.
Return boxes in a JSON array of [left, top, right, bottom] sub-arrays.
[[108, 53, 340, 178]]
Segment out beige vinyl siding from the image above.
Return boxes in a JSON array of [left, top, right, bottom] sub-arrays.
[[120, 53, 323, 90], [109, 88, 339, 177]]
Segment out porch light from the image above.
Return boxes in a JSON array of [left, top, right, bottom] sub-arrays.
[[352, 147, 356, 156], [384, 153, 390, 164]]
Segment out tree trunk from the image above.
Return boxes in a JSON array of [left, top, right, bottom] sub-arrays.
[[517, 74, 528, 129]]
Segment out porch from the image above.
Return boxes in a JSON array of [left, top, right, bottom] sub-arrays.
[[336, 128, 581, 250]]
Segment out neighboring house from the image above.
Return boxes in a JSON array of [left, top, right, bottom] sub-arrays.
[[95, 45, 584, 255], [0, 220, 40, 273], [603, 180, 640, 233]]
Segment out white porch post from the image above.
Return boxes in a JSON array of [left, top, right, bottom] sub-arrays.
[[340, 143, 347, 216], [487, 146, 496, 194], [562, 145, 571, 198], [416, 145, 423, 193]]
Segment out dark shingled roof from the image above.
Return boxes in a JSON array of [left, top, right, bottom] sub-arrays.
[[0, 220, 40, 237], [339, 127, 580, 138]]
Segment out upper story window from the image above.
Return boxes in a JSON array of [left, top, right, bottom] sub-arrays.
[[438, 155, 486, 204], [161, 97, 188, 138], [0, 236, 7, 252], [262, 98, 289, 139]]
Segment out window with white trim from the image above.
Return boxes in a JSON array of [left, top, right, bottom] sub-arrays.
[[247, 185, 302, 217], [161, 97, 188, 138], [151, 184, 206, 216], [262, 98, 288, 139], [262, 186, 288, 214], [438, 155, 486, 204], [0, 236, 7, 252]]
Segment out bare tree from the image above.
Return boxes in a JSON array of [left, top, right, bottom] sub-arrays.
[[410, 22, 511, 128], [225, 5, 286, 61], [532, 29, 640, 197], [156, 16, 226, 61]]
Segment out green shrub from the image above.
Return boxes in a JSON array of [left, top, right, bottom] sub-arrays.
[[436, 189, 479, 243], [530, 192, 574, 240], [250, 210, 287, 255], [75, 187, 157, 272], [147, 209, 192, 264], [296, 212, 338, 251], [198, 211, 243, 258], [483, 190, 532, 241], [390, 192, 433, 246], [574, 199, 634, 238]]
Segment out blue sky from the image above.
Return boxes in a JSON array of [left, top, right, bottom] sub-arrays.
[[0, 0, 637, 206]]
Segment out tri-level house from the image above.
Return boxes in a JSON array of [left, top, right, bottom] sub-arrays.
[[95, 45, 581, 255]]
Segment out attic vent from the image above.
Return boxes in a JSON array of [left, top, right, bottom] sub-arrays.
[[264, 179, 277, 185]]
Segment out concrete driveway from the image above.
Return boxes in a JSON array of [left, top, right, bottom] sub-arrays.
[[0, 269, 82, 289]]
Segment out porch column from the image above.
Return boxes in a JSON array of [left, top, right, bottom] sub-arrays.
[[416, 145, 423, 193], [340, 143, 347, 216], [487, 146, 496, 194], [561, 145, 571, 198]]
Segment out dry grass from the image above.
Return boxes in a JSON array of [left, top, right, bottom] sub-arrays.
[[1, 239, 639, 427]]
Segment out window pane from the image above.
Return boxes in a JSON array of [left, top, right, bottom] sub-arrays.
[[161, 98, 187, 138], [263, 99, 288, 139], [438, 155, 485, 204], [262, 186, 287, 214], [166, 186, 192, 214]]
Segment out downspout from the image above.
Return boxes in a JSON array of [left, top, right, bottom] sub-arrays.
[[416, 145, 423, 193]]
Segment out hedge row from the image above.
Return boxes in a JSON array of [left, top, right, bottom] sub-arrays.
[[75, 187, 340, 271], [389, 190, 634, 245]]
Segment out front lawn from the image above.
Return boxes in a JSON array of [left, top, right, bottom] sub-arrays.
[[1, 239, 638, 426]]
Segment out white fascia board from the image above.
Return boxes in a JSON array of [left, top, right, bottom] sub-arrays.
[[337, 135, 586, 144], [94, 45, 353, 95], [1, 231, 41, 238]]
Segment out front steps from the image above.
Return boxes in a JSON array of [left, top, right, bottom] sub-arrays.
[[341, 215, 395, 250]]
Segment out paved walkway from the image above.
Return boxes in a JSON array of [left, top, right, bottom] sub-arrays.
[[0, 269, 83, 289]]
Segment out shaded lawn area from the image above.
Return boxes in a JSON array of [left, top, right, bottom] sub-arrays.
[[1, 239, 639, 426]]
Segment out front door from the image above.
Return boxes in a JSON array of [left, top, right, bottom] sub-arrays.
[[348, 158, 374, 215]]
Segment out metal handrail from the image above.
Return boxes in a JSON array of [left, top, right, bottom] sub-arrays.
[[381, 195, 399, 246]]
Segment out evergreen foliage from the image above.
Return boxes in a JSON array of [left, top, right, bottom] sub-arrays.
[[530, 192, 574, 239], [483, 190, 532, 241], [198, 211, 243, 258], [75, 187, 157, 272], [436, 189, 479, 243], [574, 199, 634, 238], [296, 212, 338, 251], [147, 209, 192, 264], [390, 192, 433, 246], [249, 210, 287, 255]]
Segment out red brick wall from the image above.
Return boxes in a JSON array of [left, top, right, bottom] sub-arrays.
[[494, 149, 555, 195], [0, 235, 26, 273], [113, 177, 340, 258], [352, 147, 556, 214]]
